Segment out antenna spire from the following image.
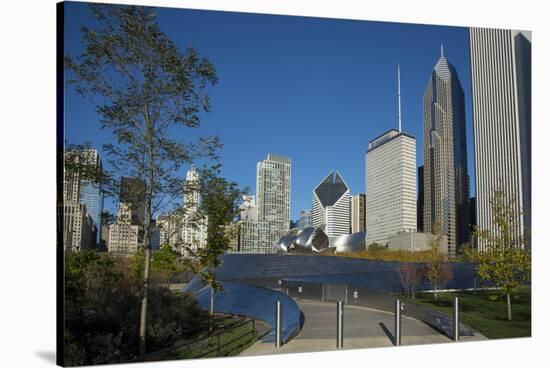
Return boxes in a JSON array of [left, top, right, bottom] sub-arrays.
[[441, 44, 444, 57], [398, 63, 402, 133]]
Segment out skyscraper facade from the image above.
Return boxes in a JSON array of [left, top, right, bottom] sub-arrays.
[[469, 28, 531, 250], [108, 203, 140, 257], [63, 148, 103, 249], [256, 153, 291, 246], [365, 129, 417, 246], [181, 166, 208, 256], [417, 166, 424, 232], [120, 176, 146, 225], [351, 194, 366, 233], [423, 49, 470, 255], [298, 209, 312, 230], [312, 172, 351, 239]]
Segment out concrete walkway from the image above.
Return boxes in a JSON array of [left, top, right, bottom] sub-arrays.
[[240, 299, 487, 356]]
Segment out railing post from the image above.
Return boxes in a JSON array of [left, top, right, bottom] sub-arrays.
[[453, 297, 460, 341], [394, 299, 402, 346], [209, 287, 215, 331], [336, 300, 344, 348], [275, 301, 282, 348]]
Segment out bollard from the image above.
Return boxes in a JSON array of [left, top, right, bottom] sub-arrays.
[[209, 287, 215, 331], [275, 301, 282, 348], [336, 300, 344, 348], [453, 297, 460, 341], [394, 299, 402, 346]]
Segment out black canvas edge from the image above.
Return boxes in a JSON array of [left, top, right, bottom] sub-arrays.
[[56, 2, 65, 366]]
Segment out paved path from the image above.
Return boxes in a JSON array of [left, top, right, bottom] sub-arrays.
[[240, 299, 486, 356]]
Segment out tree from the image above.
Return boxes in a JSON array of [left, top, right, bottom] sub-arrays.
[[398, 263, 425, 299], [186, 165, 244, 307], [367, 242, 387, 253], [424, 222, 453, 299], [65, 4, 220, 355], [468, 190, 531, 321], [64, 250, 206, 365]]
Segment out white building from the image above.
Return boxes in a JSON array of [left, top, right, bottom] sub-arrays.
[[108, 203, 140, 257], [312, 172, 351, 241], [237, 219, 273, 254], [181, 166, 208, 256], [365, 129, 416, 246], [469, 29, 531, 250], [256, 153, 291, 247], [239, 194, 258, 221]]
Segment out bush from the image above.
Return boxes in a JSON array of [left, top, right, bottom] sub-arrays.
[[64, 250, 206, 366]]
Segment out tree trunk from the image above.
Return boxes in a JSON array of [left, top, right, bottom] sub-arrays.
[[139, 237, 151, 355], [434, 282, 438, 300], [506, 293, 512, 321], [139, 97, 155, 356]]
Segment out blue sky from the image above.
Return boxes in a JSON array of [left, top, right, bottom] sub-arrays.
[[64, 2, 474, 221]]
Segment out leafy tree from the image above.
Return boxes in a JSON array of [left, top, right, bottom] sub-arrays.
[[183, 165, 244, 321], [424, 222, 452, 299], [467, 190, 531, 321], [367, 242, 387, 252], [65, 4, 219, 354]]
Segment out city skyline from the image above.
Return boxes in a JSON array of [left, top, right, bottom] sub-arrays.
[[64, 2, 476, 221]]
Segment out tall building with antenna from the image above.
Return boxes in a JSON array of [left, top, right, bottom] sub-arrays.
[[365, 65, 417, 246], [422, 46, 470, 255]]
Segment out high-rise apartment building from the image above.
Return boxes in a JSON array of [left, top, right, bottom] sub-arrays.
[[237, 219, 272, 253], [312, 172, 351, 240], [469, 28, 531, 250], [298, 209, 312, 230], [423, 48, 470, 255], [365, 129, 417, 246], [256, 153, 291, 247]]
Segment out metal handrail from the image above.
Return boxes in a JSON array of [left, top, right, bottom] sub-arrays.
[[133, 317, 258, 362]]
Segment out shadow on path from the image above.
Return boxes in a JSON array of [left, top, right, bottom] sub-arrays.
[[378, 322, 395, 345]]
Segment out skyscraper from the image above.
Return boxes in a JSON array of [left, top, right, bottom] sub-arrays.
[[350, 194, 366, 233], [423, 48, 470, 255], [108, 203, 140, 257], [417, 166, 424, 232], [469, 28, 531, 250], [365, 129, 416, 246], [298, 209, 312, 230], [181, 166, 208, 255], [63, 148, 103, 249], [120, 176, 146, 225], [312, 171, 351, 240], [256, 153, 291, 246]]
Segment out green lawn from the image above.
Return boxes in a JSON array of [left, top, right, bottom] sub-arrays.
[[411, 288, 531, 339]]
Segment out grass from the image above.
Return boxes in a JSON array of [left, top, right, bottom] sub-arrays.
[[172, 320, 257, 359], [146, 315, 259, 361], [410, 288, 531, 339]]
